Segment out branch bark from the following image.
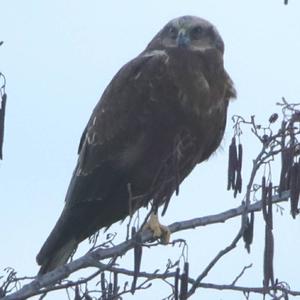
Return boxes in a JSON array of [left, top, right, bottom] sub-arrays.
[[2, 191, 290, 300]]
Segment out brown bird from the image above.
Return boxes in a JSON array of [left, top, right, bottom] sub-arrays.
[[36, 15, 236, 274]]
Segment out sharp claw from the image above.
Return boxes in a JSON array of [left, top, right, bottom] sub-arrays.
[[160, 225, 171, 244], [143, 213, 171, 244]]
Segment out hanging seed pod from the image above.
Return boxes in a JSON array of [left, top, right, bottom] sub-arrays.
[[74, 285, 81, 300], [267, 182, 273, 229], [243, 211, 255, 253], [184, 262, 189, 278], [179, 262, 189, 300], [289, 163, 299, 218], [234, 172, 242, 198], [113, 272, 118, 298], [101, 272, 107, 300], [288, 122, 296, 166], [279, 149, 288, 194], [131, 227, 142, 294], [263, 181, 274, 289], [261, 176, 268, 222], [292, 110, 300, 122], [279, 121, 287, 194], [262, 134, 269, 145], [263, 224, 274, 288], [234, 143, 243, 197], [297, 158, 300, 201], [174, 267, 180, 300], [227, 137, 238, 191], [0, 92, 7, 160], [107, 283, 113, 298], [283, 154, 293, 193], [269, 113, 279, 124], [285, 156, 293, 191], [237, 143, 243, 173]]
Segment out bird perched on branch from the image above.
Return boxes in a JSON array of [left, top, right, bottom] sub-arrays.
[[36, 15, 236, 274]]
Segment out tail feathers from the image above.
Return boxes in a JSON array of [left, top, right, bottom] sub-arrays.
[[37, 239, 77, 275]]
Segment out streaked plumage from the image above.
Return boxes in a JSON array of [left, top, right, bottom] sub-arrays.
[[37, 15, 236, 274]]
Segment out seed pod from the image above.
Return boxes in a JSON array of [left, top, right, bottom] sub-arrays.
[[263, 224, 274, 288], [234, 172, 242, 198], [297, 158, 300, 201], [289, 163, 299, 218], [184, 262, 189, 278], [113, 272, 118, 297], [243, 211, 254, 253], [227, 137, 238, 190], [174, 267, 180, 300], [108, 283, 113, 298], [131, 227, 142, 294], [267, 182, 273, 229], [292, 110, 300, 122], [234, 143, 243, 197], [269, 113, 279, 123], [0, 92, 7, 160], [74, 286, 81, 300], [288, 122, 296, 157], [261, 176, 268, 222], [279, 121, 287, 194], [262, 134, 269, 145], [263, 181, 274, 289], [101, 272, 107, 300], [237, 143, 243, 172], [179, 262, 189, 300]]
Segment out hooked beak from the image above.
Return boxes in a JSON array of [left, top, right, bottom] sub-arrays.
[[176, 29, 190, 48]]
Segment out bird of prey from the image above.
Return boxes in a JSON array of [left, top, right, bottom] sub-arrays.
[[36, 15, 236, 274]]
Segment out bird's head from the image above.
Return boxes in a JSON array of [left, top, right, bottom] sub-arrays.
[[147, 16, 224, 54]]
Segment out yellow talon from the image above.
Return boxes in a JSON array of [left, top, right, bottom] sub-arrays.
[[144, 213, 171, 244]]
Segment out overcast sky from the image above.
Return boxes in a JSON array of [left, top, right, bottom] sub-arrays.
[[1, 1, 300, 299]]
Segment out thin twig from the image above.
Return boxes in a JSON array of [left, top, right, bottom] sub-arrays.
[[231, 264, 253, 286]]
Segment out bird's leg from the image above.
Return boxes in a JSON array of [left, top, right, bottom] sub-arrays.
[[143, 212, 171, 244]]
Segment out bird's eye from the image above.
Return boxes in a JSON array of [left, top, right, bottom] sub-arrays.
[[191, 26, 203, 39], [167, 26, 178, 39]]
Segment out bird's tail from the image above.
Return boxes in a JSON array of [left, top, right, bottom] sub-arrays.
[[37, 238, 77, 275]]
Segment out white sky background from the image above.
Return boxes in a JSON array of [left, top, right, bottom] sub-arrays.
[[1, 0, 300, 299]]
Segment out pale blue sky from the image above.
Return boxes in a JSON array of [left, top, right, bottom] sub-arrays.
[[1, 1, 300, 299]]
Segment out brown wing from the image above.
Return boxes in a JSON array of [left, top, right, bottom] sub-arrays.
[[36, 51, 189, 272]]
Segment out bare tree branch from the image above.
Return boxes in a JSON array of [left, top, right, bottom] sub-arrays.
[[1, 191, 290, 300], [195, 282, 300, 297], [187, 227, 243, 297]]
